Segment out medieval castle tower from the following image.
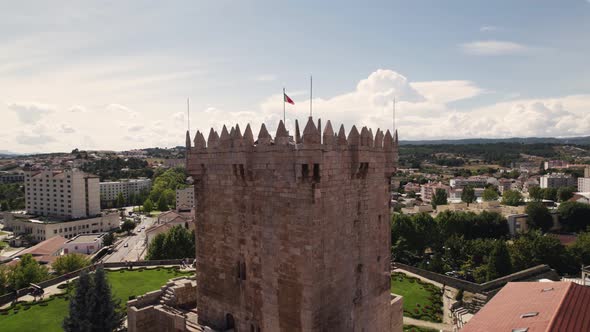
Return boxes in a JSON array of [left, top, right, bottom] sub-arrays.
[[186, 117, 399, 332]]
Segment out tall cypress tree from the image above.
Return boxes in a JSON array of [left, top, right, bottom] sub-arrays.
[[63, 270, 92, 332], [486, 241, 512, 281], [87, 267, 123, 332]]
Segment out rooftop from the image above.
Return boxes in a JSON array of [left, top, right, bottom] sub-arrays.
[[18, 236, 67, 257], [66, 233, 105, 244], [462, 282, 590, 332]]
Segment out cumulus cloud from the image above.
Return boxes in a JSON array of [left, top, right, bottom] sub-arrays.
[[59, 124, 76, 134], [127, 125, 144, 132], [255, 74, 277, 82], [411, 80, 484, 103], [15, 124, 56, 145], [106, 103, 138, 118], [460, 40, 530, 55], [68, 105, 88, 113], [480, 25, 498, 32], [7, 102, 54, 123]]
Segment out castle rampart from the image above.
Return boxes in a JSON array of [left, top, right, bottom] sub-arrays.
[[186, 117, 399, 332]]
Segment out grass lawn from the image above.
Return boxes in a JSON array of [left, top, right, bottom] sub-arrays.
[[0, 267, 192, 332], [391, 272, 443, 322], [0, 230, 8, 236]]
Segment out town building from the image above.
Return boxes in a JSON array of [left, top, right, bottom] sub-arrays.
[[185, 119, 401, 331], [24, 169, 100, 219], [462, 282, 590, 332], [570, 192, 590, 205], [578, 177, 590, 193], [421, 182, 451, 202], [145, 211, 193, 244], [10, 236, 66, 265], [0, 171, 25, 184], [544, 160, 568, 170], [540, 173, 577, 189], [586, 166, 590, 178], [99, 178, 152, 205], [63, 233, 106, 255], [175, 186, 194, 212], [3, 212, 119, 242], [449, 176, 489, 189]]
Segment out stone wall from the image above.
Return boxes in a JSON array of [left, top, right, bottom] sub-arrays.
[[187, 118, 399, 332]]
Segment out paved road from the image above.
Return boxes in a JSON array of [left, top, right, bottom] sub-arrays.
[[103, 214, 156, 263]]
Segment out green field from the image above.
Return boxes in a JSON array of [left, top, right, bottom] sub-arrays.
[[391, 272, 443, 322], [0, 267, 192, 332]]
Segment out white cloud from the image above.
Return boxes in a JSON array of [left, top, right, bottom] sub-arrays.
[[68, 105, 88, 113], [480, 25, 498, 32], [255, 74, 277, 82], [59, 124, 76, 134], [7, 102, 55, 123], [460, 40, 530, 55], [411, 80, 484, 104]]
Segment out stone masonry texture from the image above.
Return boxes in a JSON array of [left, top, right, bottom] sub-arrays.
[[186, 117, 399, 332]]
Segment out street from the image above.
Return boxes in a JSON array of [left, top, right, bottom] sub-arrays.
[[102, 211, 157, 263]]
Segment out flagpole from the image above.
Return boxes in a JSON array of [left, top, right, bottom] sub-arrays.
[[283, 87, 286, 124], [310, 75, 313, 117]]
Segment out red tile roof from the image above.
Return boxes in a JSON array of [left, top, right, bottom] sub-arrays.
[[18, 236, 67, 257], [462, 282, 590, 332]]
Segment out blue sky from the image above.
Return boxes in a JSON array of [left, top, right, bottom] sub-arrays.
[[1, 0, 589, 152]]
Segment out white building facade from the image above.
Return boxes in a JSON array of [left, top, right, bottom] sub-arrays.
[[63, 233, 106, 255], [176, 186, 194, 212], [25, 169, 100, 219], [540, 173, 577, 189], [99, 178, 152, 203]]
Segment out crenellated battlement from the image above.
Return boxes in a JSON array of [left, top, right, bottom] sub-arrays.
[[186, 117, 399, 180], [187, 117, 399, 151]]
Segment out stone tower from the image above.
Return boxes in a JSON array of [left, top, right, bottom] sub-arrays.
[[186, 117, 399, 332]]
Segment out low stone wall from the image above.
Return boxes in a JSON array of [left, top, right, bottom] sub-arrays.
[[390, 293, 404, 332], [393, 262, 558, 294], [393, 262, 481, 293]]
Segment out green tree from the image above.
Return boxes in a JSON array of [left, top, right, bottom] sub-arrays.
[[9, 254, 49, 290], [143, 198, 154, 215], [121, 219, 136, 235], [482, 187, 499, 201], [486, 241, 512, 281], [157, 195, 169, 212], [509, 231, 576, 275], [63, 270, 92, 332], [146, 225, 195, 260], [461, 186, 476, 205], [53, 254, 91, 276], [115, 192, 125, 208], [102, 233, 115, 246], [501, 189, 523, 206], [525, 202, 553, 233], [543, 187, 558, 202], [569, 229, 590, 266], [431, 188, 448, 208], [0, 200, 9, 211], [86, 267, 123, 331], [557, 186, 576, 202], [528, 186, 543, 202], [558, 201, 590, 232]]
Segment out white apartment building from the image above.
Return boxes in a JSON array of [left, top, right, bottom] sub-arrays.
[[63, 233, 106, 255], [25, 169, 100, 219], [539, 173, 577, 189], [176, 186, 194, 212], [579, 178, 590, 193], [3, 212, 118, 242], [99, 178, 152, 203]]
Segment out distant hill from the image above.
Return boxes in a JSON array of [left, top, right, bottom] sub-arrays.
[[400, 136, 590, 146], [0, 150, 21, 157]]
